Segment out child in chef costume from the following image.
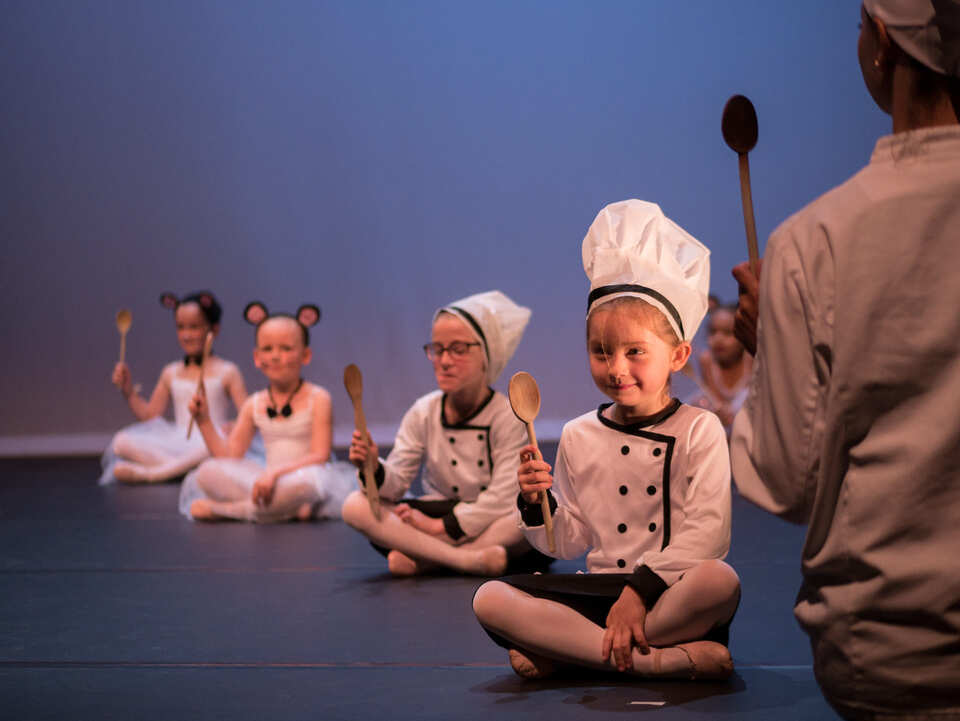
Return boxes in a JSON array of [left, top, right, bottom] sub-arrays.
[[179, 301, 354, 522], [473, 200, 740, 680], [342, 290, 543, 577], [100, 291, 248, 485]]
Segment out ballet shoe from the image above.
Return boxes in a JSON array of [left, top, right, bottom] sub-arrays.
[[654, 641, 733, 680], [190, 499, 218, 521], [387, 550, 420, 576], [475, 545, 508, 577], [508, 648, 556, 680]]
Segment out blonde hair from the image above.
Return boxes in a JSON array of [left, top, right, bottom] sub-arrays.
[[586, 296, 681, 347]]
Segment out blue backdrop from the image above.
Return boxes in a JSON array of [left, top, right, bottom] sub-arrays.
[[0, 1, 889, 451]]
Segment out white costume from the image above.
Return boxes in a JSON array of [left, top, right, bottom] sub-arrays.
[[523, 402, 730, 598], [731, 125, 960, 717], [100, 360, 237, 485], [476, 201, 735, 652], [179, 387, 354, 522], [377, 389, 528, 540]]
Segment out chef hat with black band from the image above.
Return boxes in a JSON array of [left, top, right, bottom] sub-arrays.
[[435, 290, 531, 385], [582, 200, 710, 343], [863, 0, 960, 78]]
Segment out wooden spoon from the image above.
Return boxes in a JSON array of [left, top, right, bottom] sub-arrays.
[[343, 364, 381, 521], [722, 94, 760, 275], [186, 331, 214, 440], [508, 371, 556, 553], [115, 309, 132, 364]]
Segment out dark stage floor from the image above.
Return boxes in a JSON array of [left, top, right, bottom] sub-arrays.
[[0, 453, 841, 720]]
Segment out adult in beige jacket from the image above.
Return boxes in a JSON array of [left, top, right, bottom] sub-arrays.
[[730, 2, 960, 719]]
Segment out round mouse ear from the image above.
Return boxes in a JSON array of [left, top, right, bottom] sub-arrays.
[[198, 293, 214, 308], [159, 292, 179, 310], [296, 304, 321, 328], [243, 301, 269, 326]]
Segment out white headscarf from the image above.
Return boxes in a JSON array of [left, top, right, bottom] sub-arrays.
[[435, 290, 531, 385], [863, 0, 960, 78], [582, 200, 710, 343]]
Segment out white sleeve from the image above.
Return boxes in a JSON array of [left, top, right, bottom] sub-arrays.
[[730, 224, 830, 523], [520, 436, 594, 559], [452, 408, 528, 538], [637, 412, 731, 587], [379, 402, 427, 502]]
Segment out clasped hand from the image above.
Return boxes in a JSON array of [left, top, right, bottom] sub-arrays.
[[188, 383, 208, 423], [517, 443, 551, 504], [394, 504, 445, 537], [252, 471, 277, 507], [112, 362, 133, 397], [601, 584, 650, 672], [348, 430, 378, 469]]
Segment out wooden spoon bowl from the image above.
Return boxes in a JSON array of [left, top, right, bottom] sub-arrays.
[[344, 363, 381, 520], [508, 371, 555, 553]]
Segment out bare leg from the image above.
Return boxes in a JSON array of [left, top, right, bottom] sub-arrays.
[[473, 567, 738, 680], [341, 491, 507, 576]]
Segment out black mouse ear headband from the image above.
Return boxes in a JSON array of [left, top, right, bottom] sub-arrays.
[[296, 304, 321, 328], [160, 292, 180, 310], [244, 301, 269, 326]]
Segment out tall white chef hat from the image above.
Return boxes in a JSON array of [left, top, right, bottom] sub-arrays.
[[582, 200, 710, 343], [435, 290, 531, 385], [863, 0, 960, 78]]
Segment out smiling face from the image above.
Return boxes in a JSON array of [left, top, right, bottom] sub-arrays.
[[430, 312, 487, 395], [253, 316, 311, 385], [587, 300, 690, 419], [175, 302, 214, 356]]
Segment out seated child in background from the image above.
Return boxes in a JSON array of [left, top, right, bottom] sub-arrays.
[[689, 303, 752, 434], [179, 302, 354, 522], [342, 290, 547, 577], [101, 291, 247, 485], [473, 200, 740, 680]]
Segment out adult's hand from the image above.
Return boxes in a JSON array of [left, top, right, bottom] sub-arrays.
[[732, 260, 762, 355]]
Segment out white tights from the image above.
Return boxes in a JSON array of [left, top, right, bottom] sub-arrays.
[[112, 432, 209, 483], [193, 458, 322, 523], [340, 490, 528, 576], [472, 560, 740, 675]]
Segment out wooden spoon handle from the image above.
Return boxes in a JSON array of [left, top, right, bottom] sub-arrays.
[[352, 402, 381, 521], [738, 152, 760, 275], [119, 333, 127, 365], [526, 421, 556, 553]]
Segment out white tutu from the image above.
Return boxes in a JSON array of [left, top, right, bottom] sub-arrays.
[[178, 453, 358, 522]]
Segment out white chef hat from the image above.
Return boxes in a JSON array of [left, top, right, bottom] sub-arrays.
[[863, 0, 960, 78], [582, 200, 710, 343], [435, 290, 532, 385]]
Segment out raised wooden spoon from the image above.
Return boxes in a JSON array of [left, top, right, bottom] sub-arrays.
[[186, 331, 214, 440], [115, 309, 132, 364], [508, 371, 556, 553], [722, 94, 760, 275], [343, 363, 381, 521]]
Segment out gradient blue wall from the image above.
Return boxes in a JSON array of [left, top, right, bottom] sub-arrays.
[[0, 1, 888, 450]]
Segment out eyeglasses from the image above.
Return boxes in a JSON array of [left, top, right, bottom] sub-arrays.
[[423, 341, 481, 360]]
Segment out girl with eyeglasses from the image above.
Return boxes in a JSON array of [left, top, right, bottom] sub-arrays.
[[342, 290, 546, 577]]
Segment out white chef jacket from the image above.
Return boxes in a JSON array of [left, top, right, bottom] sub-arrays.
[[378, 389, 527, 540], [521, 401, 730, 602], [731, 126, 960, 717]]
